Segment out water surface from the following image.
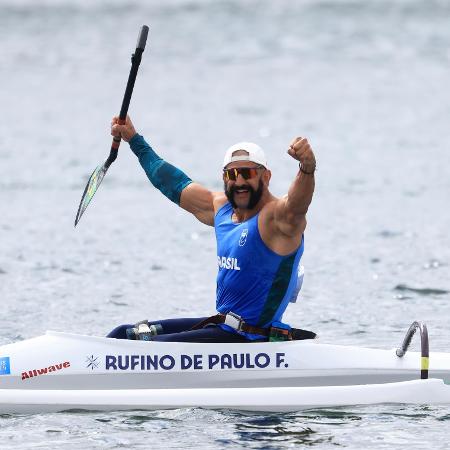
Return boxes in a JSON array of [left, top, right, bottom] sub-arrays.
[[0, 0, 449, 448]]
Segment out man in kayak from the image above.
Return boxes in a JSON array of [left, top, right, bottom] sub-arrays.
[[107, 115, 316, 342]]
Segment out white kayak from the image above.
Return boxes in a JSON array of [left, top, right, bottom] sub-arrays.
[[1, 324, 449, 413], [2, 379, 450, 414]]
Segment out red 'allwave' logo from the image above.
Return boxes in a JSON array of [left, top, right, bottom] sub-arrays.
[[21, 361, 71, 381]]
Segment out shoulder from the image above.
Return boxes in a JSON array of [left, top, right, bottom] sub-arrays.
[[258, 197, 306, 253], [212, 192, 228, 213], [179, 185, 226, 226], [258, 196, 280, 222]]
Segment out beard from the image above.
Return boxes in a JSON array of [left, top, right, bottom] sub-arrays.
[[225, 179, 264, 210]]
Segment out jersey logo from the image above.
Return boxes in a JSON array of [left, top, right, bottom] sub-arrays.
[[239, 229, 248, 246], [217, 256, 241, 271]]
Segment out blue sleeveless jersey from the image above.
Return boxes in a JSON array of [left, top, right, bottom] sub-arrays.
[[214, 202, 304, 339]]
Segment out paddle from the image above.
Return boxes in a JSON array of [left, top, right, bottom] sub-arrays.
[[74, 25, 149, 227]]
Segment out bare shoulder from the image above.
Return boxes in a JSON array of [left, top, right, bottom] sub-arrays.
[[212, 192, 228, 213], [259, 197, 306, 255], [275, 195, 307, 235], [180, 184, 225, 226]]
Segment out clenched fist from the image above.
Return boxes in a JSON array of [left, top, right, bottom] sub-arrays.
[[287, 137, 316, 174], [111, 115, 137, 143]]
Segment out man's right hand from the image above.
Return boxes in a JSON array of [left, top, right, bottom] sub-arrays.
[[111, 115, 137, 142]]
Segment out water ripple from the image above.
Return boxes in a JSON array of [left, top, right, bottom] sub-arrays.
[[394, 284, 449, 296]]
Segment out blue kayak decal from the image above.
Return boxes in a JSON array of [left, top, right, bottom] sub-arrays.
[[0, 357, 11, 375], [105, 352, 288, 371]]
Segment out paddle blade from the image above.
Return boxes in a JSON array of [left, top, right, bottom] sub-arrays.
[[74, 164, 108, 226]]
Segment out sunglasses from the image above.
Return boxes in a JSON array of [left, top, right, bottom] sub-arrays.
[[223, 166, 264, 181]]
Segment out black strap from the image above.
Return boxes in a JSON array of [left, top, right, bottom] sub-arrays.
[[190, 314, 270, 336], [190, 314, 224, 330], [190, 314, 317, 340]]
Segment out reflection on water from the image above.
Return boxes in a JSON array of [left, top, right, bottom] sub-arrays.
[[1, 404, 450, 449], [393, 284, 449, 296], [233, 413, 338, 447]]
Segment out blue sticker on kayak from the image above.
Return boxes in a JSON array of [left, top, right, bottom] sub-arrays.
[[0, 357, 11, 375]]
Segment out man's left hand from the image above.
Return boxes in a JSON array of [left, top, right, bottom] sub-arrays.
[[287, 137, 316, 171]]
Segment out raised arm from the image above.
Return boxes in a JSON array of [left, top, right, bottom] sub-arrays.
[[111, 115, 220, 225], [272, 137, 316, 239]]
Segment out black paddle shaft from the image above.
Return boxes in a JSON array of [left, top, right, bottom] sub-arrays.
[[105, 25, 149, 169]]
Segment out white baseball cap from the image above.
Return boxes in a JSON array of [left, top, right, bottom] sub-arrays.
[[223, 142, 268, 169]]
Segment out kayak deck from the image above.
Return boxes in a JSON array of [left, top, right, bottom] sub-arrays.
[[1, 331, 449, 390]]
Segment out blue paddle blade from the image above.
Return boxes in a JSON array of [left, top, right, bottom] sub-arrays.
[[74, 164, 108, 227]]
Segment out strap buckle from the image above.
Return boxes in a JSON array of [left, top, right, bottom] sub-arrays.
[[224, 312, 244, 331]]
